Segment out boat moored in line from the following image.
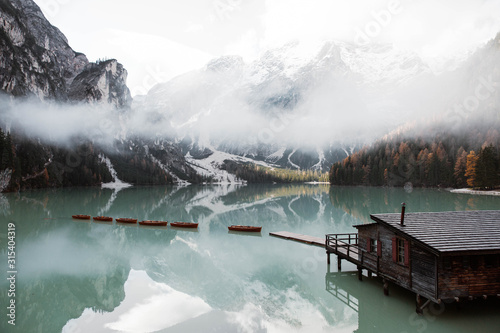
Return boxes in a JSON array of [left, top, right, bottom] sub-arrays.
[[72, 215, 91, 220], [116, 218, 138, 224], [139, 220, 168, 226], [93, 216, 113, 222], [228, 225, 262, 232], [170, 222, 198, 228]]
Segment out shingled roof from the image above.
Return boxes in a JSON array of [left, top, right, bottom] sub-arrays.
[[368, 210, 500, 255]]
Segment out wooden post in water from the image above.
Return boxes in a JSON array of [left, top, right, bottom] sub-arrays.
[[357, 266, 363, 281], [337, 258, 342, 271], [383, 279, 389, 296], [327, 251, 330, 265], [416, 294, 423, 314]]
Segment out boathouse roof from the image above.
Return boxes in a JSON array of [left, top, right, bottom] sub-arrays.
[[365, 210, 500, 255]]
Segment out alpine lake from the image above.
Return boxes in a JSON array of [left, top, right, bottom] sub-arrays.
[[1, 184, 499, 333]]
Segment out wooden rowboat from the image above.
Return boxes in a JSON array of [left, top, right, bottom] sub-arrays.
[[72, 215, 91, 220], [139, 220, 168, 226], [93, 216, 113, 222], [228, 225, 262, 232], [170, 222, 198, 228], [116, 218, 138, 224]]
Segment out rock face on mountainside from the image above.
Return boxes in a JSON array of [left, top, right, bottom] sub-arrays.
[[0, 0, 131, 108], [0, 0, 169, 191], [68, 59, 132, 108]]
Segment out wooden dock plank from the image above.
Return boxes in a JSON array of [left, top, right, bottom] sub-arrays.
[[269, 231, 325, 247]]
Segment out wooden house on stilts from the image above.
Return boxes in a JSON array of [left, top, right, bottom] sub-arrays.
[[326, 207, 500, 313]]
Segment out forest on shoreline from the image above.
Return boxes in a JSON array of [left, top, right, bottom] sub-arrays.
[[329, 129, 500, 190]]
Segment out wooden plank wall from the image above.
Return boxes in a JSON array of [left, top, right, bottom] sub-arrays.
[[438, 255, 500, 300], [411, 245, 436, 299], [378, 226, 411, 288], [358, 225, 412, 288]]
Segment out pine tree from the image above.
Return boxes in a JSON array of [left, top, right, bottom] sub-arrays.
[[475, 145, 499, 189]]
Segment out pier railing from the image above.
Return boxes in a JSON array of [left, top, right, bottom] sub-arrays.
[[326, 233, 381, 275], [326, 233, 359, 261]]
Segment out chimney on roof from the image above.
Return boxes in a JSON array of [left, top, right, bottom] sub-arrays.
[[400, 202, 406, 226]]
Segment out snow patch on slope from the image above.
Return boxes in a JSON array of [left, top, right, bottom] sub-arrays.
[[185, 151, 245, 184], [186, 149, 279, 184], [99, 154, 132, 189], [266, 147, 287, 163], [144, 146, 190, 185]]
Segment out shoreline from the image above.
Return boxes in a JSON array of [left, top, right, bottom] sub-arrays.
[[449, 188, 500, 196]]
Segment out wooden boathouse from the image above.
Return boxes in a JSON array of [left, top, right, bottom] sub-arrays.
[[325, 208, 500, 312]]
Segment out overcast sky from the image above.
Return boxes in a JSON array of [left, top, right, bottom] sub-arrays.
[[35, 0, 500, 96]]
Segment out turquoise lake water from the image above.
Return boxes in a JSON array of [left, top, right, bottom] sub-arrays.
[[1, 185, 499, 332]]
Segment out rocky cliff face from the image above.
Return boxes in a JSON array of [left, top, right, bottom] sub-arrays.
[[68, 59, 132, 109], [0, 0, 131, 108]]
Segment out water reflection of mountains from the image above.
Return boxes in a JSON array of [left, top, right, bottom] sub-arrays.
[[6, 185, 498, 228], [3, 185, 499, 332]]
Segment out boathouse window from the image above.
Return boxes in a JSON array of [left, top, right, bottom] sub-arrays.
[[367, 238, 381, 256], [370, 239, 377, 253], [392, 237, 409, 266]]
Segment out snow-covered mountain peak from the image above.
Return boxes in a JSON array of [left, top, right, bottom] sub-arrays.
[[205, 55, 245, 73], [338, 42, 432, 85]]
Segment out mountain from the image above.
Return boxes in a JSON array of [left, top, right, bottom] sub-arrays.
[[1, 0, 499, 190], [0, 0, 202, 191], [329, 33, 500, 189], [137, 40, 435, 173], [0, 0, 131, 107]]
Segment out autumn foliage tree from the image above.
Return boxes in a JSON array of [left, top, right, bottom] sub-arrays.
[[330, 131, 500, 189], [465, 151, 478, 188]]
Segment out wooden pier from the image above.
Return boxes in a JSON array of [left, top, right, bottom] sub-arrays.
[[270, 231, 362, 274], [269, 231, 324, 247]]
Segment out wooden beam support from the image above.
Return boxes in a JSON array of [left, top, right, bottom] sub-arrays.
[[357, 266, 363, 281], [416, 294, 431, 314], [327, 251, 330, 265], [383, 279, 389, 296], [338, 258, 342, 271]]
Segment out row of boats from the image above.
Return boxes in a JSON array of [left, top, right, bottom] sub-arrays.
[[71, 215, 262, 232]]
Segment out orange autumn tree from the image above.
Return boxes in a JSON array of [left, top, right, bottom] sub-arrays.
[[465, 151, 478, 188]]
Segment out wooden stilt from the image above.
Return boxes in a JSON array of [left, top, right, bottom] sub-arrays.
[[416, 294, 431, 314], [416, 295, 423, 314], [367, 271, 372, 278], [357, 266, 363, 281], [383, 279, 389, 296], [337, 258, 342, 271], [327, 251, 330, 265]]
